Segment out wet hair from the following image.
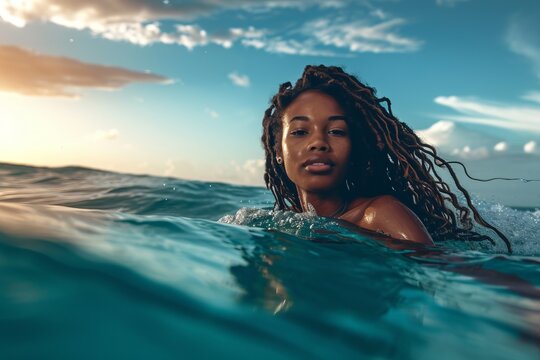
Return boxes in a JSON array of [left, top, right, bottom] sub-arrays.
[[261, 65, 512, 253]]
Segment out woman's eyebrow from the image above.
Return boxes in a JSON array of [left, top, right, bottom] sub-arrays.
[[290, 115, 309, 122], [289, 115, 347, 122]]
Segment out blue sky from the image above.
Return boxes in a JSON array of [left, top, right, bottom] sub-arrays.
[[0, 0, 540, 205]]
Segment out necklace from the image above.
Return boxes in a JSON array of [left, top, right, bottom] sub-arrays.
[[305, 201, 349, 218], [329, 200, 349, 218]]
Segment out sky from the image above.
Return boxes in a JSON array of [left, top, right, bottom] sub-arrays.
[[1, 0, 540, 206]]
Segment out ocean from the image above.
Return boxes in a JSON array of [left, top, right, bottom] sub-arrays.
[[0, 162, 539, 359]]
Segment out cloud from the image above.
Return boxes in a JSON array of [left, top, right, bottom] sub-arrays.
[[0, 45, 170, 97], [302, 17, 422, 53], [95, 129, 120, 141], [416, 121, 540, 159], [493, 141, 508, 152], [0, 0, 268, 50], [96, 22, 266, 49], [228, 72, 250, 87], [449, 146, 489, 159], [435, 0, 469, 7], [434, 95, 540, 133], [0, 0, 282, 51], [0, 1, 421, 56], [524, 140, 538, 154], [244, 37, 338, 56], [0, 0, 321, 28], [370, 9, 387, 20], [214, 159, 265, 185], [523, 91, 540, 103], [241, 15, 422, 56], [416, 120, 499, 159], [243, 159, 265, 176], [164, 159, 176, 177], [416, 120, 456, 147], [505, 13, 540, 80], [204, 108, 220, 119]]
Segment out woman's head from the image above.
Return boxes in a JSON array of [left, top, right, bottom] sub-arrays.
[[262, 65, 405, 209], [261, 65, 511, 251], [279, 90, 352, 196]]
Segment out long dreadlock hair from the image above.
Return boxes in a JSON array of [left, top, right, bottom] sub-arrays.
[[261, 65, 512, 253]]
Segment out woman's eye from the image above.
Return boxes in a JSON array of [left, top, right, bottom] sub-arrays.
[[329, 129, 347, 136], [290, 129, 307, 136]]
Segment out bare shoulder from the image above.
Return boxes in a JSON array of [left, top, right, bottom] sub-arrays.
[[369, 195, 408, 212], [354, 195, 434, 245]]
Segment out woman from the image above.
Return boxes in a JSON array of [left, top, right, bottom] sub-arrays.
[[261, 65, 512, 252]]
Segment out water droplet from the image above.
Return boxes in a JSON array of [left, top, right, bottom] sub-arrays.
[[69, 38, 74, 43], [163, 0, 170, 4]]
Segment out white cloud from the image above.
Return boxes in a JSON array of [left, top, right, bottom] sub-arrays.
[[319, 1, 346, 9], [450, 145, 489, 160], [241, 38, 266, 49], [416, 121, 540, 160], [228, 72, 250, 87], [416, 120, 498, 159], [436, 0, 469, 7], [241, 15, 422, 56], [243, 159, 265, 176], [0, 1, 421, 56], [204, 108, 220, 119], [214, 159, 265, 185], [164, 159, 175, 176], [505, 13, 540, 80], [95, 22, 266, 50], [95, 129, 120, 141], [416, 120, 456, 147], [434, 95, 540, 133], [493, 141, 508, 152], [0, 0, 321, 28], [302, 17, 422, 54], [0, 1, 267, 50], [523, 91, 540, 103], [524, 141, 538, 154], [247, 38, 338, 56], [370, 9, 387, 20]]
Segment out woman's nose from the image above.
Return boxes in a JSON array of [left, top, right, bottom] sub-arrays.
[[308, 133, 329, 152]]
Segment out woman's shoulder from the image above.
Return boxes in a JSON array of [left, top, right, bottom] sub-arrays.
[[342, 195, 398, 222], [342, 195, 433, 244], [363, 194, 402, 210]]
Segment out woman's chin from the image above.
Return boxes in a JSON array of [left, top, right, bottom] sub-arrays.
[[297, 179, 343, 194]]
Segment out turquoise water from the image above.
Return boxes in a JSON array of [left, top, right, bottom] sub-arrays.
[[0, 162, 539, 359]]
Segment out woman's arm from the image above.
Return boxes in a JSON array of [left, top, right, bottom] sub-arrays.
[[357, 195, 434, 245]]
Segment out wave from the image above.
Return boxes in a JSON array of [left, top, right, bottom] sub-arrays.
[[1, 162, 540, 358]]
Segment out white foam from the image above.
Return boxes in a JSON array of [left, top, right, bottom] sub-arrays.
[[220, 200, 540, 256]]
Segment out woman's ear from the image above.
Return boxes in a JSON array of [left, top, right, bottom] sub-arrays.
[[274, 144, 283, 164]]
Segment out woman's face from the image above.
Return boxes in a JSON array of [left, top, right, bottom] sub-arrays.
[[280, 90, 352, 194]]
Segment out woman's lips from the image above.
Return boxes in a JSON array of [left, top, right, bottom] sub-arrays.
[[304, 162, 333, 173]]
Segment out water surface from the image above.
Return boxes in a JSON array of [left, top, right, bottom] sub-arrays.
[[0, 162, 539, 359]]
